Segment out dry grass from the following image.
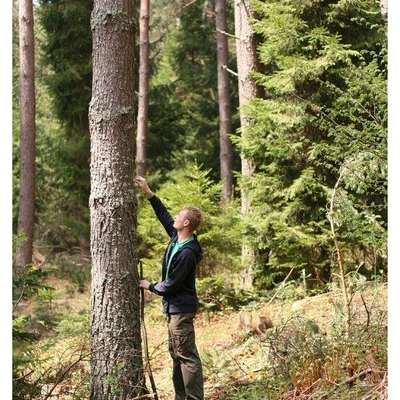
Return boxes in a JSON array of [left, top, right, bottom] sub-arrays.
[[143, 282, 387, 400]]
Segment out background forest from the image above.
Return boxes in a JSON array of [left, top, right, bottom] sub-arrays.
[[11, 0, 389, 399]]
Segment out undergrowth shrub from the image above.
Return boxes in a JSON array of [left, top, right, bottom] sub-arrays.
[[13, 257, 54, 398], [213, 284, 387, 400], [197, 276, 238, 311], [55, 311, 90, 338], [13, 237, 91, 399], [51, 253, 91, 293], [197, 275, 269, 312], [265, 313, 387, 399], [136, 165, 242, 282]]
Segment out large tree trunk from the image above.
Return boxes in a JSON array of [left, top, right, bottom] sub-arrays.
[[89, 0, 146, 399], [16, 0, 35, 267], [234, 0, 262, 288], [136, 0, 150, 177], [216, 0, 234, 201]]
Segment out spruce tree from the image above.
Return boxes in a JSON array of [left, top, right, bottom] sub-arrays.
[[37, 0, 93, 244], [238, 0, 387, 288]]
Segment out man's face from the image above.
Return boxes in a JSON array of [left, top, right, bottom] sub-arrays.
[[173, 209, 189, 231]]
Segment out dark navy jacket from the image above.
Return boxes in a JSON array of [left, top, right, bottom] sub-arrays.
[[148, 195, 203, 314]]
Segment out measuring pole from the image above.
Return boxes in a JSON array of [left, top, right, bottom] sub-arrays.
[[139, 260, 159, 400]]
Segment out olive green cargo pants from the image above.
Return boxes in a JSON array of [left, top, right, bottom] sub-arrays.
[[167, 313, 204, 400]]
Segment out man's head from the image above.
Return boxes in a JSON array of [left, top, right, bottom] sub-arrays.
[[174, 206, 204, 233], [183, 206, 203, 232]]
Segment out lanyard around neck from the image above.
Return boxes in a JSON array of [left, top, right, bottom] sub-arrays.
[[165, 236, 194, 280]]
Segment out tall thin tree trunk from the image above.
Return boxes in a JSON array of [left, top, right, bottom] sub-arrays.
[[16, 0, 35, 267], [89, 0, 146, 398], [216, 0, 234, 200], [234, 0, 262, 288], [136, 0, 150, 177], [328, 174, 351, 339], [380, 0, 387, 17]]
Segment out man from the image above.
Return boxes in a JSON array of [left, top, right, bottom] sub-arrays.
[[135, 176, 204, 400]]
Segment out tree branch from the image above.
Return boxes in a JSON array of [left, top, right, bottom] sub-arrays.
[[216, 28, 240, 40], [266, 267, 295, 306], [223, 65, 238, 77]]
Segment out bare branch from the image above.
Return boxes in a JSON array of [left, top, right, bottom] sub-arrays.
[[12, 283, 27, 313], [266, 267, 295, 306], [150, 0, 198, 45], [223, 65, 238, 77], [360, 293, 371, 327], [216, 28, 240, 40], [42, 352, 87, 400], [131, 394, 159, 400]]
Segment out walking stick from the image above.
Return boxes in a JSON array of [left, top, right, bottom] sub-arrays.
[[139, 260, 159, 400]]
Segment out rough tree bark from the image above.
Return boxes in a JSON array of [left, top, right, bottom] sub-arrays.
[[136, 0, 150, 177], [216, 0, 234, 201], [89, 0, 146, 398], [234, 0, 263, 288], [16, 0, 35, 267]]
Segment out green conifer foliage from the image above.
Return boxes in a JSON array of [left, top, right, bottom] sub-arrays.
[[148, 0, 239, 180], [37, 0, 92, 131], [136, 165, 242, 280], [36, 0, 93, 245], [235, 0, 387, 288]]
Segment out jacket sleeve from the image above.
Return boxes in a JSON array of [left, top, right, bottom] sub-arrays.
[[149, 248, 196, 295], [149, 195, 175, 238]]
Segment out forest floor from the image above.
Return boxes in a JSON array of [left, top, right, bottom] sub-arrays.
[[142, 283, 387, 400], [14, 252, 388, 400]]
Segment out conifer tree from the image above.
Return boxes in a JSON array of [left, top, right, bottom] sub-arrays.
[[37, 0, 93, 244], [234, 0, 263, 288], [216, 0, 234, 200], [136, 0, 150, 177], [16, 0, 36, 266], [89, 0, 145, 397], [155, 0, 220, 174], [241, 0, 387, 288]]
